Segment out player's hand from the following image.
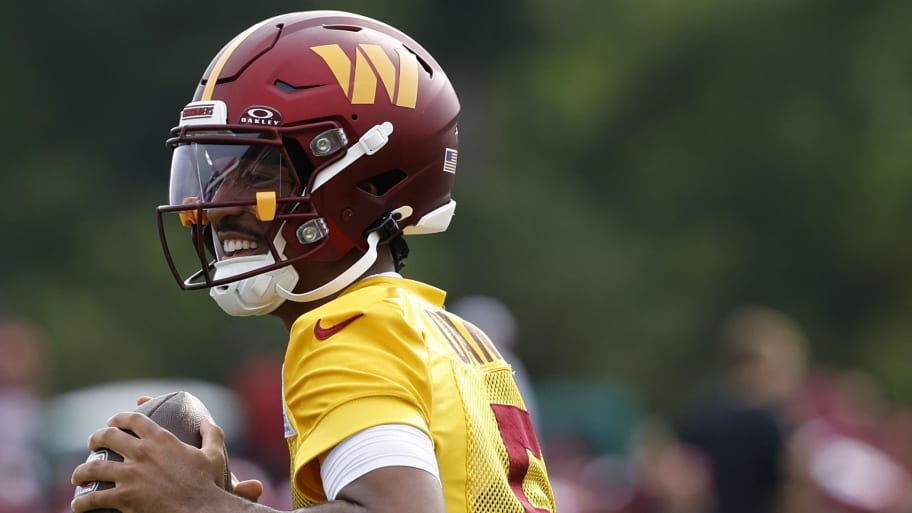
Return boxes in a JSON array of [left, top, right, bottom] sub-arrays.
[[70, 412, 233, 513]]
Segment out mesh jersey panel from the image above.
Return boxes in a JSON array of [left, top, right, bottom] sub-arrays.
[[283, 276, 555, 512], [457, 361, 554, 512]]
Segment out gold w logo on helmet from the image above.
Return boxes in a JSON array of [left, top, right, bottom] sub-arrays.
[[311, 44, 419, 109]]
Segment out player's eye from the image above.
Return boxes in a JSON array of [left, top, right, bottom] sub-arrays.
[[239, 162, 280, 187]]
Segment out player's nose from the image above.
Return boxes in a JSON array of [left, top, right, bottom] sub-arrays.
[[206, 204, 250, 226]]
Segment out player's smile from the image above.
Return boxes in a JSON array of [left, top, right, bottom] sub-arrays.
[[215, 222, 268, 259], [220, 235, 261, 257]]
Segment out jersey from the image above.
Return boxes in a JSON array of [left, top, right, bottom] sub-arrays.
[[281, 275, 555, 512]]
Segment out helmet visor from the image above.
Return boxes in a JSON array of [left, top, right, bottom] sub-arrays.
[[168, 142, 297, 208]]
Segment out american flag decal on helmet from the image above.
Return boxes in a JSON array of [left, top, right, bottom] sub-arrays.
[[443, 148, 458, 174]]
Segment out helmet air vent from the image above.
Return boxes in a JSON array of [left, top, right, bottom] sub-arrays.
[[323, 24, 362, 32], [274, 80, 321, 94], [401, 45, 433, 78]]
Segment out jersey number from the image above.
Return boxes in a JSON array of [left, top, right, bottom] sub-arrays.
[[491, 404, 550, 513]]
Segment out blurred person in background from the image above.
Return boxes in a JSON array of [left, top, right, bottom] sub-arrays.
[[674, 305, 809, 513], [70, 10, 555, 513], [785, 367, 912, 513], [627, 418, 713, 513], [0, 314, 53, 513]]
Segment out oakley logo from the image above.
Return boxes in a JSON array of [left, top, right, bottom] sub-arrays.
[[239, 106, 282, 126], [311, 44, 418, 109]]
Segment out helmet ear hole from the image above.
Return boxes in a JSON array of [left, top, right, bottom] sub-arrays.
[[357, 169, 407, 197]]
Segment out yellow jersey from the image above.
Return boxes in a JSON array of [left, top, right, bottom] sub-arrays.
[[282, 275, 555, 512]]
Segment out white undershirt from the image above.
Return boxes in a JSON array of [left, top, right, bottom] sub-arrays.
[[319, 424, 441, 500]]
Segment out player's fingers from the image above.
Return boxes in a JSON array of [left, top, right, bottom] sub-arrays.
[[136, 395, 153, 406], [71, 487, 118, 513], [71, 455, 119, 486], [106, 411, 167, 440], [87, 425, 138, 453]]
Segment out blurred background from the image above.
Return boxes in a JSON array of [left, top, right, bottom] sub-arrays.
[[4, 0, 912, 512]]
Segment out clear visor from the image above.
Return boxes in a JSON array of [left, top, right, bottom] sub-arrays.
[[168, 142, 296, 207]]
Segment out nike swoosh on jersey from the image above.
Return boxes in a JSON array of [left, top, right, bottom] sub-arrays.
[[313, 313, 364, 340]]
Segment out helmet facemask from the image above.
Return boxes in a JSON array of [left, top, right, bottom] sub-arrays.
[[158, 128, 317, 315]]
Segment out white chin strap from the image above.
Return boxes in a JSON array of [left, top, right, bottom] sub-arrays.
[[275, 230, 382, 303], [209, 253, 300, 317]]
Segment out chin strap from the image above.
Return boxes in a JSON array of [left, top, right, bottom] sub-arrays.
[[209, 252, 299, 317], [275, 230, 382, 303]]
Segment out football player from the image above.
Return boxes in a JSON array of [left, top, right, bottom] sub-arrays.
[[71, 10, 555, 513]]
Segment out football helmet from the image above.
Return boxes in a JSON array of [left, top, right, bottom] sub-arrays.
[[157, 11, 460, 316]]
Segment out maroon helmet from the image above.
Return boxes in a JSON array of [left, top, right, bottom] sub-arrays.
[[157, 11, 460, 314]]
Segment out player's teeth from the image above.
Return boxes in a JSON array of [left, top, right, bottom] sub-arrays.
[[222, 239, 259, 253]]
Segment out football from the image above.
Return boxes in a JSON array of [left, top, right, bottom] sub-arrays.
[[73, 391, 232, 511]]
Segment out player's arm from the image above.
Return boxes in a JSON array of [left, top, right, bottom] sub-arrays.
[[181, 464, 444, 513], [314, 424, 445, 513], [71, 415, 444, 513]]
